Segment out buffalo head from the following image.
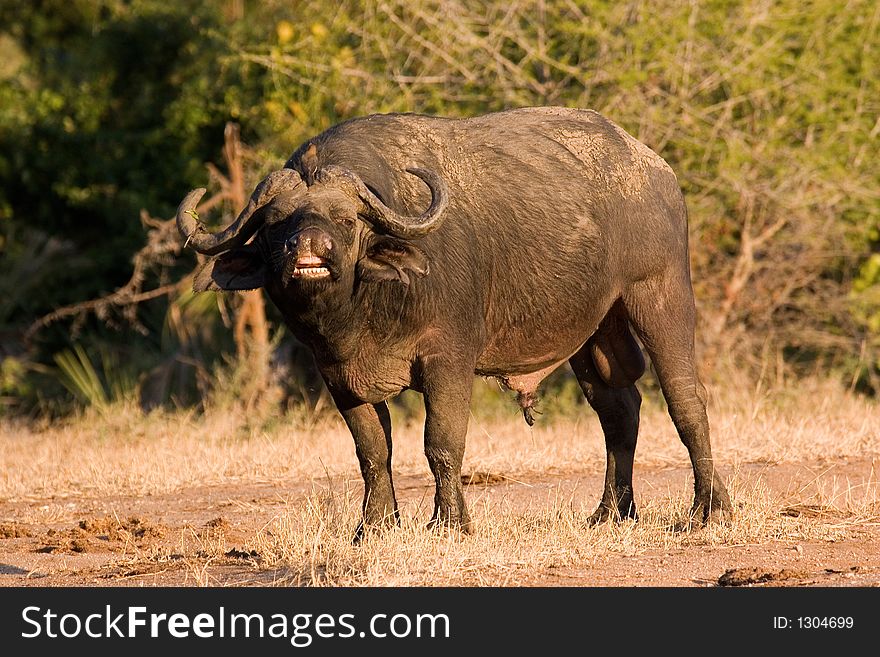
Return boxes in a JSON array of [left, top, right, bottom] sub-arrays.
[[176, 161, 449, 296]]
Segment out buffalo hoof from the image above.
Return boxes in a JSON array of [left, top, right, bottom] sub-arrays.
[[675, 497, 733, 531], [427, 512, 473, 536], [352, 511, 400, 544], [586, 503, 638, 527]]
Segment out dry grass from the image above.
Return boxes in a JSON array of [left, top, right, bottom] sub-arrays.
[[73, 464, 874, 587], [1, 376, 878, 587], [238, 471, 878, 587], [0, 377, 876, 501]]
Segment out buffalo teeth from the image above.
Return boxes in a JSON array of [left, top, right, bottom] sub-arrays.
[[293, 266, 330, 278]]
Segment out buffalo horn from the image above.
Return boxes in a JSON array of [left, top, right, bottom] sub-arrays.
[[176, 168, 304, 255], [318, 165, 449, 239]]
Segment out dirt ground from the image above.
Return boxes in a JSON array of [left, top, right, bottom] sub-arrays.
[[1, 457, 878, 587]]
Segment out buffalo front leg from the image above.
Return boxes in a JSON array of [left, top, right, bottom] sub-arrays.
[[333, 396, 398, 540], [570, 345, 641, 524], [422, 365, 473, 533], [624, 275, 733, 525]]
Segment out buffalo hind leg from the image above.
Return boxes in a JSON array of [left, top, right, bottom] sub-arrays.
[[570, 345, 641, 524], [332, 394, 398, 541], [624, 274, 733, 525], [421, 359, 473, 533]]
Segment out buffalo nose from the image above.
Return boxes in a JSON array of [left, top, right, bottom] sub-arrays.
[[288, 227, 333, 255]]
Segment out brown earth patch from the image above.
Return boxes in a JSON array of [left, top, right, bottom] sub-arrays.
[[200, 517, 232, 538], [719, 567, 811, 587], [225, 547, 261, 560], [38, 527, 92, 554], [0, 522, 32, 538], [34, 516, 168, 555], [78, 515, 167, 541], [461, 471, 507, 486], [780, 504, 858, 519]]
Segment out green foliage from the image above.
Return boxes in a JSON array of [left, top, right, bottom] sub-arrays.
[[53, 343, 136, 410], [1, 356, 31, 408], [852, 254, 880, 333], [1, 0, 879, 416], [0, 0, 260, 327], [54, 345, 109, 408]]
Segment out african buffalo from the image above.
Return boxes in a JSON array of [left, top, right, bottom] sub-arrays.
[[176, 107, 732, 536]]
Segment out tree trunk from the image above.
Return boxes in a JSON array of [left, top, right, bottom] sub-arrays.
[[224, 123, 270, 401]]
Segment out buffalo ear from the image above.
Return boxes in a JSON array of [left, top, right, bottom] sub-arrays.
[[300, 142, 319, 184], [357, 236, 429, 285], [192, 243, 266, 292]]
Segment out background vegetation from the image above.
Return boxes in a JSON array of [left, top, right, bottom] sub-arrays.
[[1, 0, 878, 418]]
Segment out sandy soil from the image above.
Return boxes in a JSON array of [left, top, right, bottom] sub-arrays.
[[2, 456, 878, 587]]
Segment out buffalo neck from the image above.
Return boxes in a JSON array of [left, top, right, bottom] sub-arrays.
[[268, 278, 424, 365]]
